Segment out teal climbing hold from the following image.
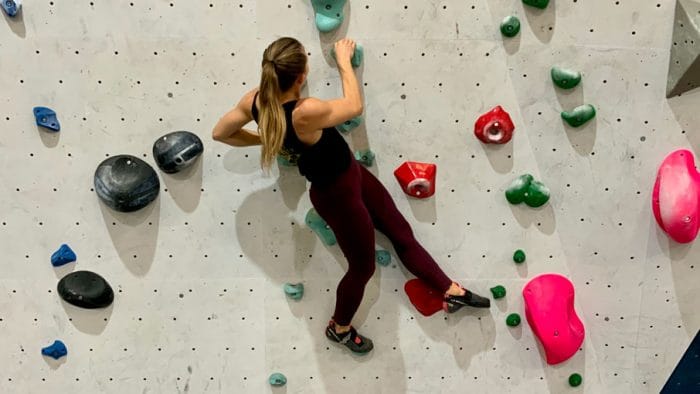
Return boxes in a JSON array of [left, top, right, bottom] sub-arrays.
[[331, 44, 364, 69], [354, 149, 375, 167], [375, 250, 391, 267], [490, 285, 506, 299], [513, 249, 526, 264], [311, 0, 347, 33], [500, 16, 521, 38], [561, 104, 596, 128], [336, 115, 363, 133], [568, 373, 583, 387], [522, 0, 549, 9], [283, 283, 304, 300], [551, 67, 582, 89], [269, 372, 287, 387], [506, 174, 550, 208], [506, 313, 522, 327], [305, 208, 336, 246]]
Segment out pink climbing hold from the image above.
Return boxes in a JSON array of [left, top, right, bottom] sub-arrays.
[[393, 161, 437, 199], [523, 273, 584, 365], [652, 149, 700, 244]]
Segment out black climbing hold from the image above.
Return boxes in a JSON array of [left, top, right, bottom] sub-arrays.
[[94, 155, 160, 212], [57, 270, 114, 309], [1, 0, 20, 17], [152, 131, 204, 174], [33, 107, 60, 132], [41, 340, 67, 360], [51, 244, 76, 267]]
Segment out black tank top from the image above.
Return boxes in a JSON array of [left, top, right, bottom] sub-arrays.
[[251, 92, 352, 185]]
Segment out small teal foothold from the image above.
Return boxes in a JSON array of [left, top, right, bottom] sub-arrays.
[[1, 0, 20, 17], [33, 107, 60, 131], [276, 155, 296, 167], [269, 372, 287, 387], [330, 44, 364, 69], [283, 283, 304, 300], [336, 115, 362, 133], [311, 0, 347, 32], [51, 244, 76, 267], [354, 149, 375, 167], [41, 340, 67, 360], [305, 208, 336, 246], [375, 250, 391, 267]]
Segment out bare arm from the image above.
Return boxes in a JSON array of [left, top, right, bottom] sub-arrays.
[[212, 89, 262, 147]]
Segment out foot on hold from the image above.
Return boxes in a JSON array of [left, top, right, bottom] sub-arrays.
[[268, 372, 287, 387], [305, 208, 337, 246], [522, 0, 549, 9], [311, 0, 347, 33], [375, 250, 391, 266], [506, 174, 550, 208], [506, 313, 521, 327], [551, 67, 581, 89], [1, 0, 21, 17], [336, 115, 363, 133], [331, 44, 364, 69], [490, 285, 506, 299], [355, 149, 375, 167], [561, 104, 596, 127], [41, 340, 67, 360], [51, 244, 77, 267], [283, 283, 304, 300], [443, 288, 491, 313], [513, 249, 526, 264], [500, 16, 521, 38], [325, 320, 374, 354], [33, 107, 60, 131], [568, 373, 583, 387]]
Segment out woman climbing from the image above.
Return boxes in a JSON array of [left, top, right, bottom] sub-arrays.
[[212, 37, 491, 354]]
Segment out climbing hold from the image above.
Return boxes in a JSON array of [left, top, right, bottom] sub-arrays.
[[500, 16, 521, 38], [277, 147, 299, 167], [652, 149, 700, 243], [490, 285, 506, 299], [375, 250, 391, 267], [561, 104, 596, 128], [1, 0, 21, 17], [311, 0, 346, 32], [551, 67, 582, 89], [662, 328, 700, 392], [336, 115, 363, 133], [305, 208, 336, 246], [568, 373, 583, 387], [394, 161, 437, 199], [51, 244, 77, 267], [276, 155, 295, 167], [506, 313, 521, 327], [331, 44, 364, 68], [666, 0, 700, 97], [505, 174, 550, 208], [283, 283, 304, 300], [404, 278, 444, 317], [523, 274, 585, 365], [522, 0, 549, 9], [354, 149, 375, 167], [94, 155, 160, 212], [474, 105, 515, 144], [41, 340, 67, 360], [57, 271, 114, 309], [33, 107, 60, 132], [513, 249, 526, 264], [269, 372, 287, 387], [152, 131, 203, 174]]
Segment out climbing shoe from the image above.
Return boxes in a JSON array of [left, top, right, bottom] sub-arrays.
[[325, 321, 374, 354], [443, 288, 491, 313]]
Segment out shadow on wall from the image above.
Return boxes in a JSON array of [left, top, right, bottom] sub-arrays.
[[554, 83, 597, 156], [522, 0, 556, 44], [507, 194, 558, 236], [60, 300, 114, 336], [2, 8, 26, 38], [481, 141, 515, 174], [37, 126, 60, 148], [668, 90, 700, 152], [159, 157, 203, 213]]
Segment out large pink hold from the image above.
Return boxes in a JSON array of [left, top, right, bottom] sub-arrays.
[[523, 274, 584, 365], [652, 149, 700, 243]]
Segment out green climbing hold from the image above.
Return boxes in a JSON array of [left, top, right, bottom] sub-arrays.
[[269, 372, 287, 387], [568, 373, 583, 387], [505, 174, 550, 208], [305, 208, 336, 246], [283, 283, 304, 300], [551, 67, 581, 89], [513, 249, 526, 264], [311, 0, 347, 33], [506, 313, 521, 327], [500, 16, 521, 38], [354, 149, 375, 167], [561, 104, 596, 128], [336, 115, 363, 133], [331, 44, 364, 69], [490, 285, 506, 299], [375, 250, 391, 267], [277, 155, 295, 167], [522, 0, 549, 9]]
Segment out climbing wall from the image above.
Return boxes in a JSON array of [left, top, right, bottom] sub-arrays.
[[0, 0, 697, 393]]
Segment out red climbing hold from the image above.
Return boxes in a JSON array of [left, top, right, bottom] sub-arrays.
[[394, 161, 437, 199], [474, 105, 515, 144], [653, 149, 700, 243], [404, 279, 444, 316]]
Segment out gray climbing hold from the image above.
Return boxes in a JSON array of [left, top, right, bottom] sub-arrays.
[[269, 372, 287, 386], [666, 0, 700, 97], [152, 131, 203, 174], [283, 283, 304, 300], [354, 149, 375, 167], [375, 250, 391, 267], [305, 208, 336, 246], [94, 155, 160, 212]]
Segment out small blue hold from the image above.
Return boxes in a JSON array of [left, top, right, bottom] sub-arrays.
[[41, 340, 67, 360], [375, 250, 391, 267], [1, 0, 21, 17], [33, 107, 61, 132], [51, 244, 76, 267]]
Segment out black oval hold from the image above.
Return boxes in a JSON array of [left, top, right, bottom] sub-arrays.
[[57, 270, 114, 309], [152, 131, 203, 174], [94, 155, 160, 212]]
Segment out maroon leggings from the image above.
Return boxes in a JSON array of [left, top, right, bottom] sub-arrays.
[[309, 157, 453, 326]]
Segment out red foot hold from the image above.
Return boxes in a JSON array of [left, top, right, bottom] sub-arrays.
[[394, 161, 437, 199], [404, 279, 444, 316], [474, 105, 515, 144]]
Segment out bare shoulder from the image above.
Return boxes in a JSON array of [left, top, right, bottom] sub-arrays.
[[236, 88, 260, 117]]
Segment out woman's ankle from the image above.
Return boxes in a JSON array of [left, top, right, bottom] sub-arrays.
[[445, 282, 466, 297], [331, 320, 351, 334]]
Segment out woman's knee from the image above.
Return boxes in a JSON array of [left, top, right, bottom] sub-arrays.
[[348, 259, 376, 282]]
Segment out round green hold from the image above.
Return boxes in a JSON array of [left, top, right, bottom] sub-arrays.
[[269, 372, 287, 387], [551, 67, 582, 89], [561, 104, 596, 128], [568, 373, 583, 387], [513, 250, 526, 264], [500, 16, 520, 38], [523, 0, 550, 9], [505, 174, 550, 208], [490, 285, 506, 299], [506, 313, 521, 327]]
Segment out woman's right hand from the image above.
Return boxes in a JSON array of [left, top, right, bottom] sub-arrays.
[[334, 38, 356, 71]]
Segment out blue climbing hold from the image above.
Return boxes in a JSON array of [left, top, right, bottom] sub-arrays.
[[51, 244, 76, 267], [1, 0, 21, 17], [305, 208, 337, 246], [33, 107, 60, 132], [41, 340, 67, 360], [269, 372, 287, 387], [283, 283, 304, 300], [311, 0, 346, 33], [330, 44, 364, 69], [375, 250, 391, 267], [354, 149, 375, 167], [336, 116, 362, 133]]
